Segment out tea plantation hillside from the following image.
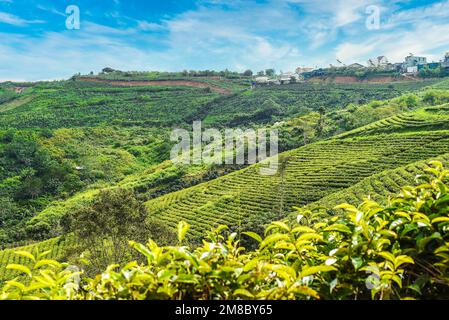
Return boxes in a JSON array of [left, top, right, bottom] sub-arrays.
[[0, 79, 435, 247], [145, 104, 449, 237], [1, 77, 449, 285], [0, 80, 435, 129], [2, 101, 449, 283], [21, 86, 449, 241], [195, 81, 439, 126], [303, 152, 449, 212]]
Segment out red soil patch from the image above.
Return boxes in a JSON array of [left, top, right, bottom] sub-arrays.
[[5, 87, 26, 94], [77, 77, 232, 94]]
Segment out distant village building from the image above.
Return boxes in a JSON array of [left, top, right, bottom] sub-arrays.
[[406, 66, 418, 74], [404, 54, 427, 68], [255, 76, 269, 84], [347, 63, 365, 69], [367, 56, 389, 68], [295, 67, 314, 74], [441, 52, 449, 69], [399, 54, 428, 74], [418, 62, 440, 71], [253, 76, 281, 86], [279, 72, 299, 84], [393, 63, 404, 71]]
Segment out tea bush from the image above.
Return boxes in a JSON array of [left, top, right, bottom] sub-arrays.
[[1, 161, 449, 300]]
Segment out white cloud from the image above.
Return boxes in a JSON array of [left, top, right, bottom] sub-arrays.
[[135, 21, 164, 32], [0, 11, 44, 26], [385, 0, 449, 28], [2, 0, 449, 81], [36, 4, 65, 17], [336, 21, 449, 65]]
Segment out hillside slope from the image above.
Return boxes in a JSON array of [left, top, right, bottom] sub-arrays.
[[146, 104, 449, 237], [303, 153, 449, 212], [2, 97, 449, 283]]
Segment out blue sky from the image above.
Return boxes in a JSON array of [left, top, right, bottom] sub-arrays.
[[1, 0, 449, 81]]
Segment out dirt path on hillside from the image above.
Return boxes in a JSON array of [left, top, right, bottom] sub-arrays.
[[0, 95, 33, 113], [76, 77, 232, 94]]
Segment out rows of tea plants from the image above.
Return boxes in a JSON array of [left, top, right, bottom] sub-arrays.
[[0, 236, 74, 283], [147, 127, 449, 237], [1, 86, 449, 280], [304, 153, 449, 212], [340, 104, 449, 138], [0, 83, 219, 129], [197, 82, 438, 126], [2, 160, 449, 300]]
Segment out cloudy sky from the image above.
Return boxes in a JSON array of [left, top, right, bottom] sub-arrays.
[[0, 0, 448, 81]]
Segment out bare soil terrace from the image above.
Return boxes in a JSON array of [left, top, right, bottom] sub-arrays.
[[76, 77, 232, 94]]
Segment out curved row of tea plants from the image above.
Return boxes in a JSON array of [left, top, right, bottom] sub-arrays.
[[147, 127, 449, 237], [2, 161, 449, 300]]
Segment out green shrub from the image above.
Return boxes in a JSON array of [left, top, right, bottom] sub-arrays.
[[2, 161, 449, 300]]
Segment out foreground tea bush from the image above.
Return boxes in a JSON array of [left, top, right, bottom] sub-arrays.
[[2, 161, 449, 300]]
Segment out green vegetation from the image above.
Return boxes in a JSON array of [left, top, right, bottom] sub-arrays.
[[0, 78, 430, 247], [199, 82, 434, 127], [146, 104, 449, 238], [305, 67, 402, 80], [61, 188, 175, 275], [1, 161, 449, 300], [0, 88, 18, 106], [1, 75, 449, 300], [306, 66, 449, 80]]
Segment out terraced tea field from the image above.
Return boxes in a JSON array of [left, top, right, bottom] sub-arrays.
[[0, 82, 220, 129], [341, 104, 449, 138], [146, 106, 449, 237], [0, 236, 75, 282], [3, 106, 449, 282], [1, 78, 448, 285], [199, 81, 437, 126], [304, 153, 449, 212]]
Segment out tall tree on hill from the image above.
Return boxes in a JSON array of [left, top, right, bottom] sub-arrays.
[[265, 69, 275, 77], [243, 69, 253, 77], [316, 106, 326, 137], [62, 188, 175, 274], [277, 155, 291, 218]]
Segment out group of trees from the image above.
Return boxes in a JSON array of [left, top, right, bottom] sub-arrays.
[[61, 188, 176, 275], [97, 68, 257, 79], [419, 66, 449, 78], [255, 69, 276, 77], [96, 68, 279, 79], [0, 130, 84, 245]]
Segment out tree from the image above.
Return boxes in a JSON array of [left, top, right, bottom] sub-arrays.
[[277, 155, 291, 218], [265, 69, 275, 77], [102, 67, 115, 74], [257, 70, 265, 76], [316, 106, 326, 136], [62, 188, 175, 274], [243, 69, 253, 77]]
